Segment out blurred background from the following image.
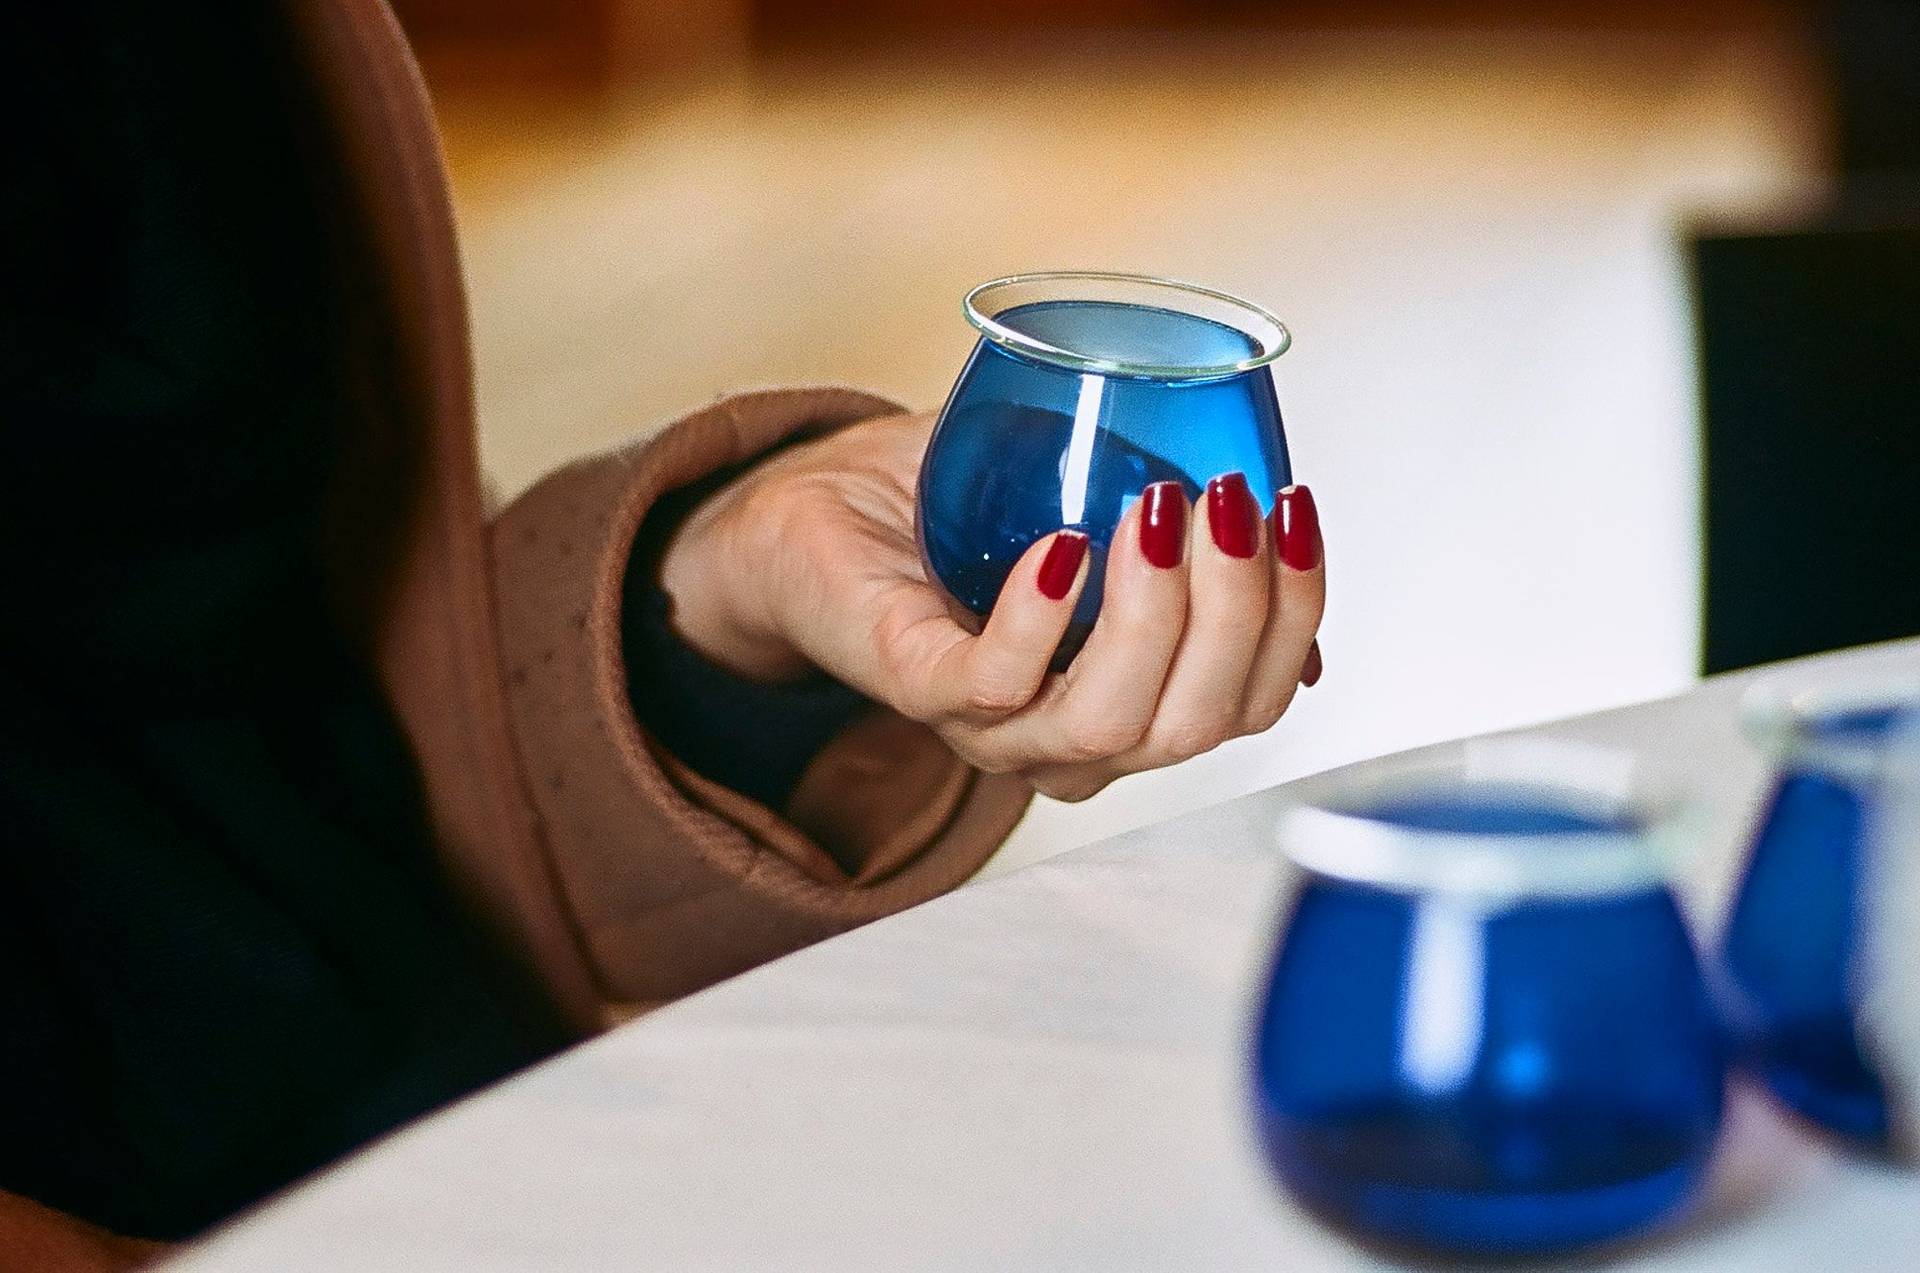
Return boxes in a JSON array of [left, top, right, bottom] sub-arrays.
[[391, 0, 1918, 875]]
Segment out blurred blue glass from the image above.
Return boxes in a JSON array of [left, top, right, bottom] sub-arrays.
[[1253, 749, 1724, 1256], [1720, 684, 1920, 1149], [917, 273, 1291, 660]]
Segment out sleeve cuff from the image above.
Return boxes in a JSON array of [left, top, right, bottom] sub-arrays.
[[489, 388, 1033, 1008], [621, 543, 870, 810]]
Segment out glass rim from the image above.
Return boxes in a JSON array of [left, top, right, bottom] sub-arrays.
[[1740, 676, 1920, 780], [962, 271, 1292, 380], [1274, 739, 1691, 903]]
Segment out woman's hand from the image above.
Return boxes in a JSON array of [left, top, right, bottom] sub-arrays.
[[658, 411, 1324, 802]]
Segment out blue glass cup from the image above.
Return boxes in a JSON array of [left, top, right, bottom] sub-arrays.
[[1863, 713, 1920, 1160], [1252, 743, 1725, 1256], [917, 272, 1292, 662], [1719, 681, 1920, 1152]]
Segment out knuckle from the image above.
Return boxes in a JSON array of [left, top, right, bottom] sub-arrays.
[[932, 720, 974, 750], [1062, 715, 1148, 761], [1159, 720, 1231, 761], [963, 748, 1022, 776], [1033, 773, 1108, 803], [872, 623, 928, 703], [964, 680, 1032, 716], [733, 470, 801, 536], [1247, 687, 1299, 733], [1240, 708, 1280, 737], [895, 688, 940, 725]]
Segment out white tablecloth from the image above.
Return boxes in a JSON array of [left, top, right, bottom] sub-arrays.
[[173, 640, 1920, 1271]]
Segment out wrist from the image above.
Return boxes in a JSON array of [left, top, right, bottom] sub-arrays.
[[655, 470, 812, 683]]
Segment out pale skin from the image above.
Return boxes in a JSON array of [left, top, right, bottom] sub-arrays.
[[659, 411, 1326, 802]]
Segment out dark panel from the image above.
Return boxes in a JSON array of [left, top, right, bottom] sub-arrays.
[[1826, 0, 1920, 176], [1694, 226, 1920, 673]]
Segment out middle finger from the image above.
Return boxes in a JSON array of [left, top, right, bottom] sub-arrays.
[[1117, 470, 1271, 767]]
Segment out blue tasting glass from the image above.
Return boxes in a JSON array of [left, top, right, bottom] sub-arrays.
[[1252, 747, 1724, 1256], [917, 272, 1292, 661], [1720, 683, 1920, 1149]]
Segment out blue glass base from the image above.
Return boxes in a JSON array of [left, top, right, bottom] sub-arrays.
[[1720, 769, 1894, 1148], [1254, 800, 1724, 1259], [1748, 1020, 1891, 1146], [1260, 1099, 1713, 1255]]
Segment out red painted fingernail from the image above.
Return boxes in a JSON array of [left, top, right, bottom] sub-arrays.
[[1302, 639, 1323, 687], [1036, 531, 1089, 600], [1138, 481, 1187, 569], [1206, 472, 1260, 559], [1274, 484, 1322, 571]]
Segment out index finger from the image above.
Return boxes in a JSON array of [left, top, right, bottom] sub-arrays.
[[910, 530, 1090, 722]]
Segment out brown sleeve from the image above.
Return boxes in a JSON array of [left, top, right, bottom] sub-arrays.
[[0, 1191, 165, 1272], [490, 387, 1032, 1012]]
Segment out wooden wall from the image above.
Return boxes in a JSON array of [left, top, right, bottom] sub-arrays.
[[390, 1, 1805, 90]]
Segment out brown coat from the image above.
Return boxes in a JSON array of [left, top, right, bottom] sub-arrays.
[[2, 0, 1027, 1264], [302, 0, 1029, 1024]]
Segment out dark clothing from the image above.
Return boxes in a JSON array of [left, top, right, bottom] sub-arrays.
[[623, 465, 869, 810], [0, 3, 861, 1239]]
